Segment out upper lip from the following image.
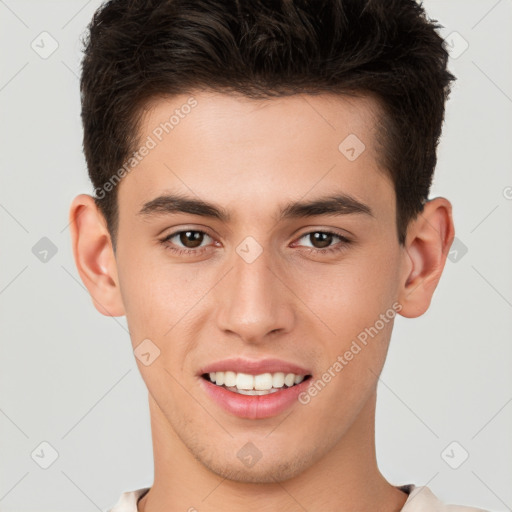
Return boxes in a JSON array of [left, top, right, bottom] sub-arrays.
[[198, 357, 312, 376]]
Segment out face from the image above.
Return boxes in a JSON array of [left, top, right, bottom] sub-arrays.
[[113, 91, 407, 482]]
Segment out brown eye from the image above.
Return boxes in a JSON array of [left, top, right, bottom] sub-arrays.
[[294, 230, 352, 255], [178, 230, 205, 248], [309, 232, 334, 248], [161, 230, 213, 253]]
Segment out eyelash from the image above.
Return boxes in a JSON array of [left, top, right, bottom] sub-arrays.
[[159, 229, 352, 257]]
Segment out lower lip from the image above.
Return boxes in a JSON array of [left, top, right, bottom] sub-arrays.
[[199, 376, 311, 419]]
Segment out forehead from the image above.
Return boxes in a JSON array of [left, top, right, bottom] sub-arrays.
[[118, 90, 394, 225], [139, 90, 382, 157]]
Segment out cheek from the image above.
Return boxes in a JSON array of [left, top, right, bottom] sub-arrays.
[[290, 242, 400, 377], [116, 252, 172, 341], [117, 254, 213, 353], [294, 245, 399, 326]]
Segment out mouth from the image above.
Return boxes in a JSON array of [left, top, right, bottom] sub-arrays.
[[197, 357, 314, 418], [201, 371, 312, 396]]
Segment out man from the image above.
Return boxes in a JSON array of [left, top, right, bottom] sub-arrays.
[[69, 0, 489, 510]]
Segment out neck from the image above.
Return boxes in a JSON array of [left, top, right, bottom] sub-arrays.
[[138, 391, 408, 512]]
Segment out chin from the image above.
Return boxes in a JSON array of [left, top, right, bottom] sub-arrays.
[[196, 447, 318, 484]]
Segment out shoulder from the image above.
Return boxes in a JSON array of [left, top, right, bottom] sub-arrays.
[[106, 487, 150, 512], [107, 484, 491, 512], [400, 485, 491, 512]]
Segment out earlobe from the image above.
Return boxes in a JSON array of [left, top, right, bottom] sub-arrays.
[[397, 197, 455, 318], [68, 194, 125, 317]]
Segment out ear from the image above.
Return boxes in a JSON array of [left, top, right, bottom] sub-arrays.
[[68, 194, 125, 317], [397, 197, 455, 318]]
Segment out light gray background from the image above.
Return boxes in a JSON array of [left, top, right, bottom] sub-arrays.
[[0, 1, 511, 511]]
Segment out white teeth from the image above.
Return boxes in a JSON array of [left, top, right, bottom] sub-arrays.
[[224, 371, 237, 387], [236, 372, 254, 390], [272, 372, 285, 388], [207, 371, 307, 392], [284, 373, 295, 387], [231, 387, 280, 396], [254, 373, 273, 390]]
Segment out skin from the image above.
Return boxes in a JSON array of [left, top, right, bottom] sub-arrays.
[[69, 91, 454, 512]]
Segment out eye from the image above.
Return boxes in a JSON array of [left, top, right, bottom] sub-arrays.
[[159, 228, 352, 257], [294, 230, 352, 254], [160, 229, 214, 255]]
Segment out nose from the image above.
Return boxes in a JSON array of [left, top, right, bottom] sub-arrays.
[[215, 242, 295, 345]]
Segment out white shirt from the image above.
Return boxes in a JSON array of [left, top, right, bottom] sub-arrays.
[[107, 484, 490, 511]]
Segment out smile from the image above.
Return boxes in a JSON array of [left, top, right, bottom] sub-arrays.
[[203, 371, 309, 395]]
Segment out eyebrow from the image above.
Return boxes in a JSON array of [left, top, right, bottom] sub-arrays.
[[138, 192, 374, 222]]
